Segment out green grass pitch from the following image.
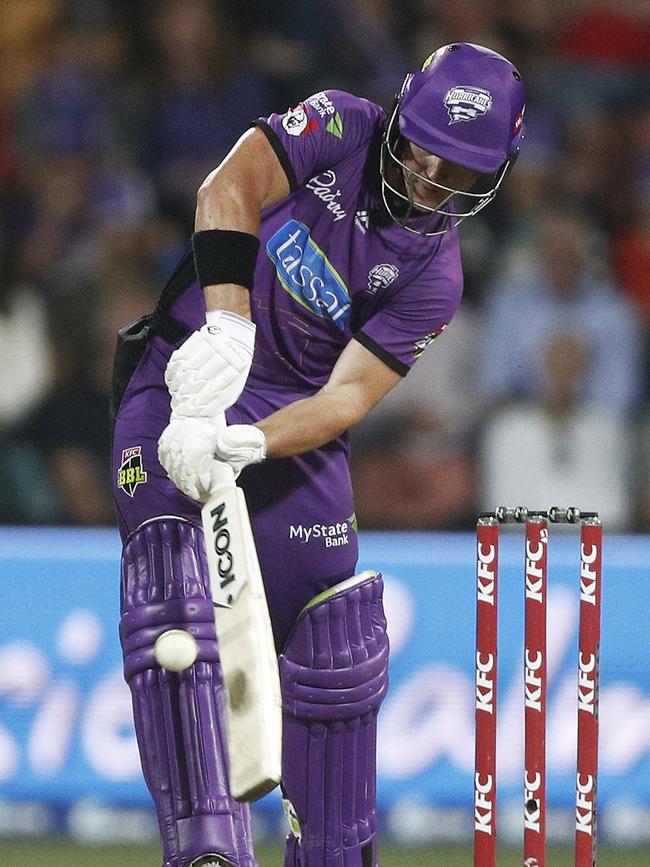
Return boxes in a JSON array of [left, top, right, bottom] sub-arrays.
[[0, 841, 649, 865]]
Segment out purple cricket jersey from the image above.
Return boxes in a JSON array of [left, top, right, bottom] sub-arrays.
[[113, 89, 463, 645], [167, 89, 463, 409]]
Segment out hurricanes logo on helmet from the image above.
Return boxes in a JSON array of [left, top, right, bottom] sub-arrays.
[[444, 86, 492, 124]]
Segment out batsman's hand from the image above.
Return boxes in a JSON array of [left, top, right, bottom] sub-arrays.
[[160, 311, 257, 500], [165, 315, 255, 418], [158, 416, 227, 502], [214, 424, 267, 478], [158, 419, 266, 498]]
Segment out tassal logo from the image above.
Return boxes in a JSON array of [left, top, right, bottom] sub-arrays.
[[266, 220, 351, 331]]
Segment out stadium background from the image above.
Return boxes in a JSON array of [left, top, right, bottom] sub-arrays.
[[0, 1, 649, 864]]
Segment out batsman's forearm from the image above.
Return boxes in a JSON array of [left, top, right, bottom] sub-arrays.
[[194, 127, 289, 320], [195, 185, 259, 320], [257, 389, 365, 458]]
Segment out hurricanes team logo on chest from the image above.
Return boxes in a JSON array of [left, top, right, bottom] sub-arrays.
[[368, 263, 399, 294], [117, 446, 148, 497]]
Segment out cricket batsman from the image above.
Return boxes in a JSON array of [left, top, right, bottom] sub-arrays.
[[112, 43, 525, 867]]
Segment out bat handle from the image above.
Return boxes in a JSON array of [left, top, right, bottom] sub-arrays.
[[209, 461, 237, 490]]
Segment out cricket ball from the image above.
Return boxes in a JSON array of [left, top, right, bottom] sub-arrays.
[[154, 628, 199, 672]]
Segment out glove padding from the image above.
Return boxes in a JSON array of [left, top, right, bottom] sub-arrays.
[[158, 419, 266, 501], [165, 322, 254, 418], [160, 313, 257, 500], [158, 415, 226, 502], [214, 424, 267, 478]]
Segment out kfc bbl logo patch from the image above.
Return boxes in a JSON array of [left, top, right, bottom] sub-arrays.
[[444, 86, 492, 124], [413, 325, 447, 357], [117, 446, 148, 497]]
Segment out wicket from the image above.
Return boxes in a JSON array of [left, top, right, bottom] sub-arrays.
[[474, 506, 603, 867]]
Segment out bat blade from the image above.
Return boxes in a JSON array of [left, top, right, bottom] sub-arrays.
[[201, 466, 282, 801]]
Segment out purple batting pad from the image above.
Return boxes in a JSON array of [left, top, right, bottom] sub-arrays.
[[119, 517, 257, 867], [279, 572, 389, 867]]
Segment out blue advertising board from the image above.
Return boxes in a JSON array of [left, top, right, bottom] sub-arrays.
[[0, 527, 648, 843]]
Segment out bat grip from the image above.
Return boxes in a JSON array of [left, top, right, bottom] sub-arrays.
[[209, 460, 237, 490]]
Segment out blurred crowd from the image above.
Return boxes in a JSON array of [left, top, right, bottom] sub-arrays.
[[0, 0, 648, 530]]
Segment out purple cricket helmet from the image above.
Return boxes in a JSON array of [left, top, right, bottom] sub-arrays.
[[380, 43, 526, 235]]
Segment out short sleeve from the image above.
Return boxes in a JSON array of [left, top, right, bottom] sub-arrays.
[[254, 90, 384, 189], [355, 253, 464, 376]]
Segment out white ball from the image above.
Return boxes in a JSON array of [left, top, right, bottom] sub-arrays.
[[154, 629, 198, 672]]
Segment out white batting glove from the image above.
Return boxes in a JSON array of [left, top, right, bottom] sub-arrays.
[[159, 310, 256, 500], [214, 424, 267, 478], [165, 311, 255, 418], [158, 416, 227, 501]]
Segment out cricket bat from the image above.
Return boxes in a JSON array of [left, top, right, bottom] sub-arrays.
[[201, 462, 282, 801]]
